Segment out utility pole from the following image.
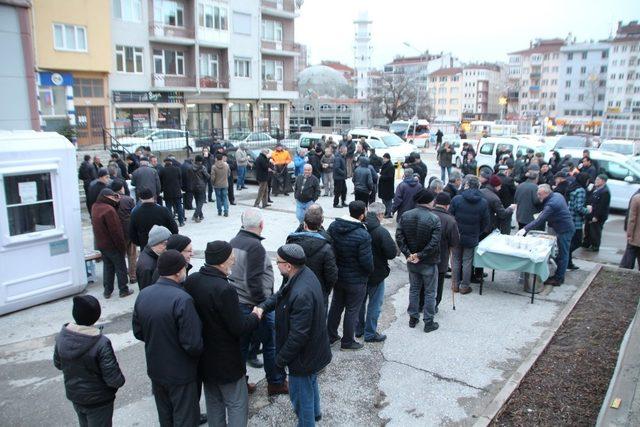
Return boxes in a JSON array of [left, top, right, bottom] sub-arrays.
[[403, 42, 425, 140]]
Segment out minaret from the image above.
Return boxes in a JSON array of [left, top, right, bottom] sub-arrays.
[[353, 10, 372, 100]]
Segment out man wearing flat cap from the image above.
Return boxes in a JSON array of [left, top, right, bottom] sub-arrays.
[[133, 250, 203, 426], [256, 243, 332, 426], [395, 189, 442, 332]]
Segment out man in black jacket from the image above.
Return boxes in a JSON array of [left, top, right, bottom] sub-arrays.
[[286, 204, 338, 313], [378, 154, 395, 218], [333, 145, 348, 208], [78, 154, 97, 210], [54, 295, 125, 426], [129, 188, 178, 248], [135, 225, 171, 290], [357, 202, 398, 342], [159, 157, 185, 226], [294, 164, 321, 223], [185, 241, 261, 427], [180, 158, 193, 210], [396, 189, 442, 332], [254, 148, 272, 209], [86, 168, 110, 214], [584, 174, 611, 251], [110, 153, 129, 180], [352, 157, 374, 206], [257, 244, 332, 426], [133, 250, 203, 427], [430, 193, 460, 309], [327, 201, 374, 350], [131, 157, 161, 200], [188, 155, 210, 222]]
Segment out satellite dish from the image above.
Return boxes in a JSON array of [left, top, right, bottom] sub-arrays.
[[295, 0, 304, 8]]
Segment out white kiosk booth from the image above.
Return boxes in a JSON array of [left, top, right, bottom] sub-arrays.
[[0, 131, 87, 315]]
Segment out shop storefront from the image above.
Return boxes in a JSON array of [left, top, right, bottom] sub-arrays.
[[259, 103, 285, 137], [229, 103, 254, 133], [187, 103, 224, 139], [112, 91, 185, 135]]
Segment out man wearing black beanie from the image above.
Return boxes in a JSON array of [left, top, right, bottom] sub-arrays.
[[54, 295, 125, 426], [133, 250, 203, 426], [429, 192, 460, 310]]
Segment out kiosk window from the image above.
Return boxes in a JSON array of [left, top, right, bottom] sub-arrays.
[[4, 173, 56, 236]]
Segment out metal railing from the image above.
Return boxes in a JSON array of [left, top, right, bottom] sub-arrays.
[[152, 74, 197, 89], [261, 0, 295, 13], [261, 80, 297, 91], [149, 23, 195, 39], [200, 76, 229, 89], [261, 39, 297, 52]]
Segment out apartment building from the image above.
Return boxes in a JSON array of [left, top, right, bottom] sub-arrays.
[[429, 67, 463, 122], [109, 0, 299, 139], [461, 63, 506, 121], [507, 38, 565, 120], [32, 0, 112, 146], [602, 21, 640, 139], [556, 42, 609, 134]]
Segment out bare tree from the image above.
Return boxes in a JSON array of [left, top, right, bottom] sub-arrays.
[[369, 73, 431, 123]]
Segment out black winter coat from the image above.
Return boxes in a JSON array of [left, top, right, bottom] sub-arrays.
[[129, 203, 178, 248], [327, 217, 373, 288], [497, 173, 516, 207], [254, 153, 270, 183], [131, 165, 161, 197], [184, 265, 260, 384], [588, 185, 611, 223], [180, 159, 193, 192], [78, 161, 97, 184], [136, 246, 159, 290], [352, 163, 373, 194], [333, 153, 347, 181], [286, 231, 338, 294], [378, 161, 395, 200], [431, 206, 460, 272], [449, 189, 490, 248], [411, 161, 428, 187], [132, 278, 203, 385], [54, 324, 125, 407], [159, 164, 183, 199], [189, 163, 210, 193], [365, 213, 398, 285], [260, 266, 332, 376], [481, 185, 513, 234], [396, 206, 441, 265], [294, 174, 321, 203], [86, 179, 107, 213], [307, 152, 322, 178]]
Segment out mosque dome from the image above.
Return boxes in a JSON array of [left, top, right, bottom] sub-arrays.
[[297, 65, 352, 98]]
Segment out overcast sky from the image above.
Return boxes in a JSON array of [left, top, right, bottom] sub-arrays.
[[296, 0, 639, 68]]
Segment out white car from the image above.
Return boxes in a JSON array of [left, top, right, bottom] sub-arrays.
[[298, 133, 343, 149], [348, 128, 415, 163], [118, 128, 192, 152], [599, 139, 640, 157], [227, 131, 276, 146], [554, 149, 640, 210], [475, 137, 546, 175]]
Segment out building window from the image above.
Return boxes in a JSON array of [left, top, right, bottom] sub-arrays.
[[113, 0, 142, 22], [578, 94, 584, 101], [73, 78, 104, 98], [199, 53, 219, 78], [566, 67, 572, 74], [199, 3, 228, 30], [567, 53, 573, 60], [600, 65, 607, 73], [580, 66, 586, 74], [160, 1, 184, 26], [53, 23, 87, 52], [552, 66, 558, 72], [598, 94, 605, 101], [564, 94, 570, 101], [116, 45, 143, 73], [565, 81, 571, 88], [262, 59, 283, 81], [602, 50, 609, 58], [261, 19, 283, 42], [232, 12, 251, 35], [579, 80, 585, 88], [234, 58, 251, 77], [581, 52, 587, 60], [153, 49, 185, 75], [38, 87, 66, 116], [4, 172, 56, 237]]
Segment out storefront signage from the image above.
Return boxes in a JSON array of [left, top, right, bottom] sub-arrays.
[[112, 91, 184, 104], [39, 71, 73, 87], [49, 239, 69, 256]]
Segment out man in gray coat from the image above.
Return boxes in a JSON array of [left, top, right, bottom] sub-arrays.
[[131, 157, 161, 200], [514, 169, 542, 230]]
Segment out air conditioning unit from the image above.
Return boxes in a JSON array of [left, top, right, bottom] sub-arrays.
[[154, 74, 165, 87]]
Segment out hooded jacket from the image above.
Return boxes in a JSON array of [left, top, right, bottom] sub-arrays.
[[396, 205, 441, 265], [211, 160, 230, 189], [286, 231, 338, 295], [352, 158, 374, 194], [327, 216, 373, 287], [392, 178, 423, 223], [449, 189, 490, 248], [365, 213, 398, 285], [91, 196, 126, 253], [54, 324, 125, 407], [189, 162, 210, 193]]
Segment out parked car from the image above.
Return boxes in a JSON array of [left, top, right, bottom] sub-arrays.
[[555, 149, 640, 210], [347, 128, 415, 163], [599, 139, 640, 157], [118, 128, 192, 152], [298, 133, 343, 149], [475, 137, 546, 175], [227, 131, 276, 147], [225, 147, 295, 184]]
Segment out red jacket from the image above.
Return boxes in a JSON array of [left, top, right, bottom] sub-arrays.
[[91, 200, 127, 253]]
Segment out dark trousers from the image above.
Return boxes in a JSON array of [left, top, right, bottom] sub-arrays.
[[620, 243, 640, 270], [568, 228, 582, 267], [207, 179, 214, 202], [587, 220, 604, 249], [354, 190, 370, 206], [193, 190, 206, 219], [333, 179, 347, 206], [83, 181, 91, 213], [254, 181, 269, 207], [100, 250, 128, 295], [327, 284, 367, 346], [73, 401, 114, 427], [183, 191, 193, 210], [151, 381, 200, 427], [227, 174, 235, 203], [165, 197, 185, 224], [382, 198, 392, 217]]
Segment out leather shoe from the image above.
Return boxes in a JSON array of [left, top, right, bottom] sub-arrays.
[[459, 287, 473, 295], [268, 380, 289, 396], [544, 277, 562, 286], [424, 321, 439, 333], [119, 288, 134, 298], [567, 264, 579, 271], [340, 342, 364, 351], [199, 414, 207, 425], [333, 204, 343, 208], [365, 333, 387, 343], [409, 317, 419, 328], [329, 336, 341, 345]]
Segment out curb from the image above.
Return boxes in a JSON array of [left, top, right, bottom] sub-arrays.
[[472, 263, 604, 426]]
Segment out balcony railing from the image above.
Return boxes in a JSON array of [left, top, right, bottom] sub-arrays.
[[261, 0, 295, 13], [530, 72, 541, 78], [152, 74, 196, 88], [261, 39, 297, 52], [149, 23, 195, 39], [529, 85, 541, 91], [200, 76, 229, 89], [262, 80, 296, 91]]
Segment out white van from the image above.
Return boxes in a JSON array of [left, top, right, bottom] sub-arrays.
[[348, 128, 415, 164], [475, 137, 546, 175]]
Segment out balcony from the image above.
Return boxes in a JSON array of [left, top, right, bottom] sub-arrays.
[[199, 76, 229, 90], [261, 79, 297, 99], [529, 85, 541, 92], [261, 39, 298, 57], [507, 91, 519, 100], [530, 72, 541, 78], [261, 0, 297, 19], [149, 23, 196, 45], [152, 74, 196, 90]]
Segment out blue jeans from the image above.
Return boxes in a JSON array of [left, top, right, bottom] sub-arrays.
[[440, 165, 452, 182], [553, 230, 574, 282], [165, 197, 185, 224], [239, 304, 286, 385], [296, 200, 313, 223], [356, 282, 385, 340], [289, 374, 321, 427], [214, 187, 229, 214], [407, 263, 437, 323], [237, 166, 247, 189]]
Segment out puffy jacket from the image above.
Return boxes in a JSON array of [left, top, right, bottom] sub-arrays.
[[211, 160, 230, 189], [431, 206, 460, 272], [449, 189, 490, 248], [159, 164, 183, 199], [54, 324, 125, 407], [327, 216, 373, 287], [254, 153, 270, 183], [287, 231, 338, 294], [481, 184, 514, 234], [91, 198, 126, 253], [396, 206, 441, 265], [260, 266, 332, 376], [365, 213, 398, 285], [524, 192, 575, 235], [333, 153, 347, 181], [392, 178, 423, 223], [352, 160, 373, 194], [189, 162, 210, 193], [131, 165, 161, 198], [294, 174, 321, 203], [229, 230, 274, 305]]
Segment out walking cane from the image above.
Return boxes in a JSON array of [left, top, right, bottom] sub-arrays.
[[450, 249, 456, 310]]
